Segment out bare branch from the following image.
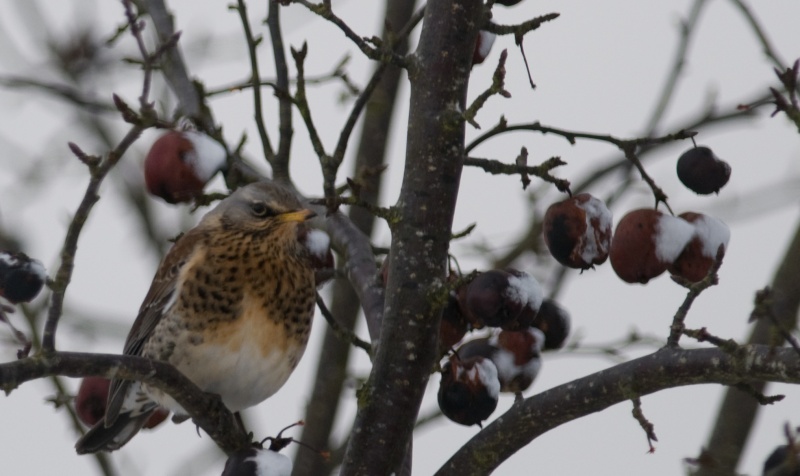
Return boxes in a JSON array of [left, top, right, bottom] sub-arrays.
[[436, 345, 800, 476]]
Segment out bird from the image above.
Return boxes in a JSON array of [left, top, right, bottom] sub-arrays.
[[75, 181, 317, 454]]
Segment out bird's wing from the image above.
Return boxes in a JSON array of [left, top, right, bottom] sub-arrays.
[[105, 229, 207, 425]]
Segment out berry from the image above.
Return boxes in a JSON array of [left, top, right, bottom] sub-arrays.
[[0, 251, 46, 303], [492, 327, 545, 392], [609, 209, 694, 284], [677, 146, 731, 195], [75, 377, 168, 429], [456, 329, 545, 393], [222, 446, 293, 476], [532, 298, 571, 350], [438, 355, 499, 426], [668, 212, 730, 282], [144, 130, 226, 204], [298, 228, 334, 287], [459, 269, 542, 329], [75, 377, 110, 427], [543, 193, 613, 270]]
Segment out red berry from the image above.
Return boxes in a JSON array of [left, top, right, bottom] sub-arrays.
[[677, 146, 731, 195], [76, 377, 111, 427], [0, 251, 46, 304], [668, 212, 730, 282], [610, 209, 694, 284], [492, 327, 545, 392], [144, 130, 226, 204], [438, 355, 499, 426], [543, 193, 613, 269]]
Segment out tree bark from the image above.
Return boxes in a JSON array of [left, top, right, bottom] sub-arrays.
[[339, 1, 484, 473]]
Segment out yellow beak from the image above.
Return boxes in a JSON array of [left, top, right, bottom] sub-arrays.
[[278, 209, 316, 223]]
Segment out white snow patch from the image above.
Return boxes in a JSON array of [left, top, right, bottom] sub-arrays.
[[0, 252, 17, 266], [577, 196, 613, 263], [504, 272, 543, 312], [473, 358, 500, 399], [691, 215, 730, 258], [182, 130, 226, 181], [529, 327, 546, 353], [247, 448, 293, 476], [0, 252, 46, 278], [304, 229, 330, 260], [654, 214, 695, 263]]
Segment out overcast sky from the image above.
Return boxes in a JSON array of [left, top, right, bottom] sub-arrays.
[[1, 1, 799, 475]]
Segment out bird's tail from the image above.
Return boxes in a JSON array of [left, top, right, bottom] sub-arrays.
[[74, 410, 155, 454]]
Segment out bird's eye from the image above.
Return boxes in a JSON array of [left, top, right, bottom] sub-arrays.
[[250, 202, 273, 217]]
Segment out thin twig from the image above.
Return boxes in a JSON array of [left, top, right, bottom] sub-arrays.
[[315, 293, 372, 355], [666, 246, 725, 348], [267, 1, 293, 180], [233, 0, 276, 168], [631, 397, 658, 453], [293, 0, 407, 67]]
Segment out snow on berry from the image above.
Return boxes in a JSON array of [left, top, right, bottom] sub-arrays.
[[653, 213, 696, 263], [669, 212, 731, 282], [181, 130, 227, 182], [503, 270, 543, 316], [303, 229, 330, 262]]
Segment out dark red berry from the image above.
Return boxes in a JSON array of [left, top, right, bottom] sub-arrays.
[[532, 298, 571, 350], [677, 146, 731, 195], [668, 212, 730, 282], [543, 193, 613, 269], [144, 130, 226, 204], [609, 209, 694, 284], [438, 356, 499, 426], [0, 251, 46, 304]]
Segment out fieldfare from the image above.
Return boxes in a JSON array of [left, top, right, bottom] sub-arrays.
[[75, 181, 317, 453]]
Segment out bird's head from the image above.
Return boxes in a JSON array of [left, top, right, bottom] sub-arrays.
[[208, 181, 316, 237]]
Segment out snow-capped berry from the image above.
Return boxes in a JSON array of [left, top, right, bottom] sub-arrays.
[[459, 269, 542, 329], [491, 327, 545, 393], [502, 268, 543, 331], [532, 298, 571, 350], [677, 146, 731, 195], [0, 251, 47, 303], [144, 130, 227, 204], [438, 355, 500, 426], [472, 31, 496, 66], [221, 446, 293, 476], [668, 212, 730, 282], [543, 193, 613, 270], [609, 209, 695, 284], [298, 228, 334, 287]]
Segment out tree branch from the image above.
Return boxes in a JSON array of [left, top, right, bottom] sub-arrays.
[[0, 351, 248, 454], [436, 345, 800, 476]]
